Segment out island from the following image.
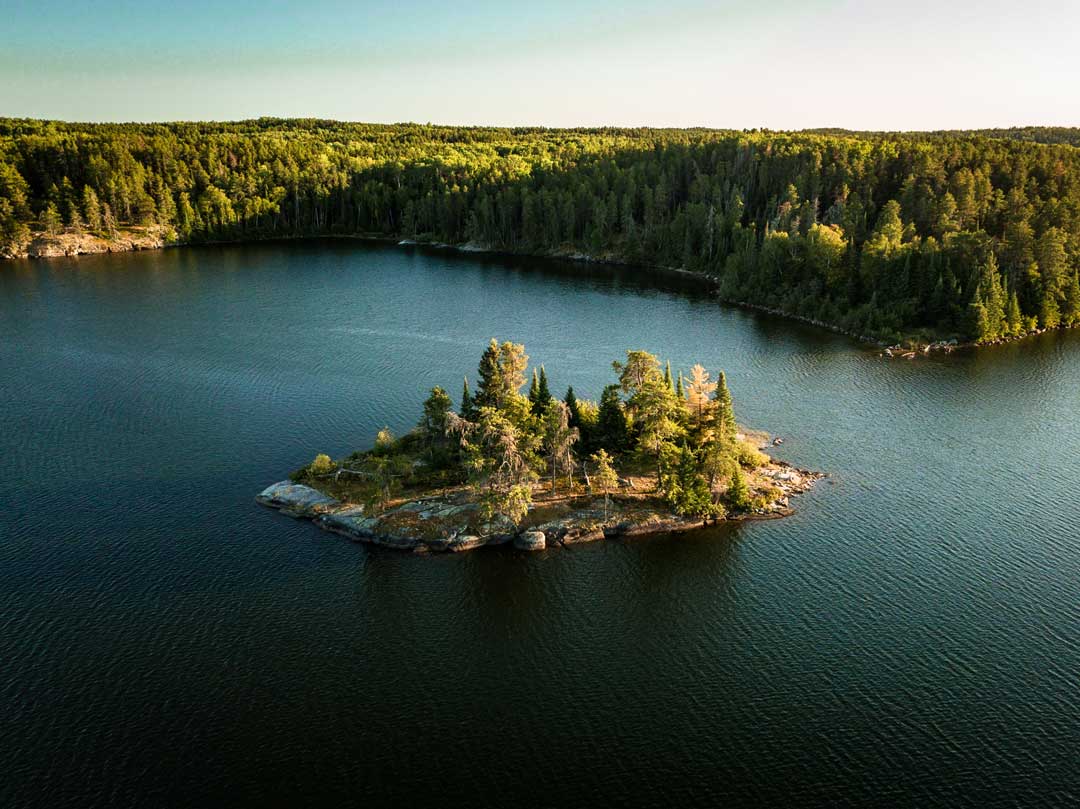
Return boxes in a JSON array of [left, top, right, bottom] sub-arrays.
[[257, 341, 822, 552]]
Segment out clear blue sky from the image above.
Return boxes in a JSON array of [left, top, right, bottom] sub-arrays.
[[2, 0, 1078, 128]]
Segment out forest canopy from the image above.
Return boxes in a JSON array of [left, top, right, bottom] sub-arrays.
[[3, 119, 1080, 343]]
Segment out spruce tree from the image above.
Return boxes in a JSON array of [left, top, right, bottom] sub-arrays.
[[537, 366, 552, 409], [589, 449, 619, 521], [565, 386, 590, 455], [727, 463, 751, 511], [977, 254, 1007, 339], [663, 360, 674, 393], [596, 384, 629, 455], [42, 202, 62, 236], [460, 376, 476, 421], [475, 338, 502, 409], [564, 386, 579, 421], [528, 368, 541, 412], [715, 371, 737, 439], [1005, 290, 1023, 337], [1039, 282, 1062, 329]]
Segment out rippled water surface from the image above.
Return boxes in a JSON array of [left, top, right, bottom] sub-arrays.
[[2, 241, 1079, 807]]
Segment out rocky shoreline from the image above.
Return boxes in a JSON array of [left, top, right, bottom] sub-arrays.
[[4, 226, 174, 260], [256, 460, 824, 555]]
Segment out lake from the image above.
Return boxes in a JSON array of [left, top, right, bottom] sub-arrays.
[[2, 240, 1079, 807]]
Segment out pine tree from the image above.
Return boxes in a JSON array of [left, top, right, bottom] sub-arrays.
[[102, 203, 117, 239], [663, 360, 674, 393], [970, 254, 1007, 341], [475, 338, 502, 409], [537, 366, 552, 409], [596, 384, 629, 455], [1039, 281, 1062, 329], [715, 371, 737, 439], [675, 372, 685, 401], [1005, 290, 1023, 337], [460, 377, 476, 421], [727, 463, 751, 511], [663, 445, 719, 518], [42, 202, 62, 236], [81, 186, 101, 231], [419, 386, 453, 463], [528, 368, 541, 412], [589, 449, 619, 521], [564, 386, 579, 422]]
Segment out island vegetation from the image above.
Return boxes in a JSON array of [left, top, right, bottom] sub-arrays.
[[4, 119, 1080, 345], [258, 340, 821, 552]]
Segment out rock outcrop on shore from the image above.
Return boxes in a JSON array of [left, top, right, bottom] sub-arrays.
[[4, 226, 173, 260], [256, 461, 824, 555]]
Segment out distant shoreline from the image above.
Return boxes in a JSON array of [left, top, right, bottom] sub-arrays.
[[5, 228, 1071, 353]]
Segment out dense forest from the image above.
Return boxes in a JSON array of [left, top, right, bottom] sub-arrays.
[[3, 118, 1080, 343]]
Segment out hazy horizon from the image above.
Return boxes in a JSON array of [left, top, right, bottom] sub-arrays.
[[4, 0, 1079, 130], [3, 117, 1079, 133]]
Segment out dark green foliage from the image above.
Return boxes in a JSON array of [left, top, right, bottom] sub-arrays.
[[460, 376, 476, 421], [727, 464, 751, 512], [564, 386, 588, 454], [419, 386, 454, 467], [715, 372, 736, 439], [596, 384, 629, 455], [662, 445, 722, 518], [474, 339, 502, 409], [537, 366, 552, 409], [5, 119, 1079, 342], [527, 368, 541, 411]]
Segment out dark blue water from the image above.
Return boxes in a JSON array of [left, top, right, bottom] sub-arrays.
[[2, 241, 1079, 807]]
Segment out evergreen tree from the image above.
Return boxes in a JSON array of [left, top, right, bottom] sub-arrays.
[[460, 376, 476, 421], [528, 368, 541, 412], [564, 386, 588, 453], [1005, 290, 1023, 337], [715, 371, 737, 439], [663, 445, 721, 518], [727, 463, 751, 511], [1040, 280, 1062, 329], [419, 386, 453, 464], [537, 366, 552, 409], [475, 338, 503, 409], [81, 186, 102, 231], [102, 203, 117, 238], [589, 449, 619, 521], [564, 386, 580, 422], [541, 400, 579, 492], [42, 202, 62, 236], [596, 384, 629, 455]]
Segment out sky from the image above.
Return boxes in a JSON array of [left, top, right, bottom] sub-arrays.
[[2, 0, 1079, 129]]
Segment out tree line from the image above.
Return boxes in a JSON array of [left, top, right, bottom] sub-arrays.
[[3, 118, 1080, 343]]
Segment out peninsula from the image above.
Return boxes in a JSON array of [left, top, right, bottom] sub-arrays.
[[258, 341, 822, 552]]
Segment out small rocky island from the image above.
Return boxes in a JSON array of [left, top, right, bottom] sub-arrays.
[[258, 341, 823, 552]]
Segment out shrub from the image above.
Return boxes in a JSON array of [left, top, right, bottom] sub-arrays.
[[736, 440, 768, 468], [309, 453, 335, 476]]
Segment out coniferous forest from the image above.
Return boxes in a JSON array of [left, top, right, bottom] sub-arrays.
[[3, 118, 1080, 344]]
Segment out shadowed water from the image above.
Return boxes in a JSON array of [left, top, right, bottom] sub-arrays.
[[2, 240, 1079, 807]]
